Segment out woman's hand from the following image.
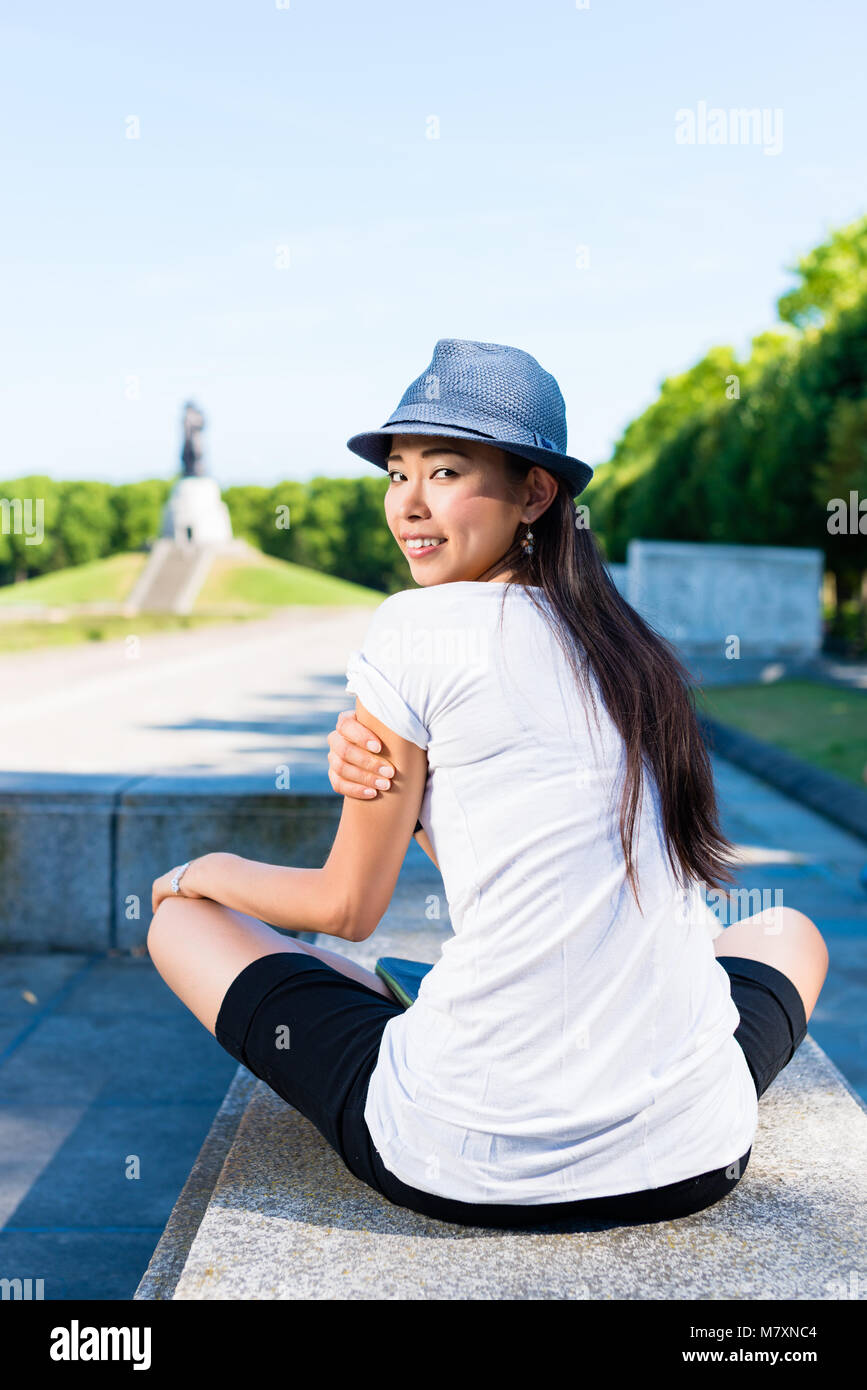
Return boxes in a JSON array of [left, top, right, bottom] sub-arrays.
[[327, 708, 394, 800], [151, 861, 206, 915]]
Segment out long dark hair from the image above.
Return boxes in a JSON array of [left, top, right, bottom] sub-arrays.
[[478, 458, 740, 913]]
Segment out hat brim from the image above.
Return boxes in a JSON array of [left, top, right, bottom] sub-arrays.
[[346, 423, 593, 497]]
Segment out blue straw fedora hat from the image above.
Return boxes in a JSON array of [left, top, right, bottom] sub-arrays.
[[346, 338, 593, 497]]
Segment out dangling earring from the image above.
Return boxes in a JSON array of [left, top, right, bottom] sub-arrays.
[[521, 524, 534, 559]]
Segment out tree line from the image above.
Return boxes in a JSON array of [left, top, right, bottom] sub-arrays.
[[585, 213, 867, 647]]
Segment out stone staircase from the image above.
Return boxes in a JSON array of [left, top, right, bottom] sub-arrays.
[[126, 539, 218, 615]]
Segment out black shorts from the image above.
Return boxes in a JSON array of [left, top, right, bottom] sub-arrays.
[[214, 949, 808, 1230]]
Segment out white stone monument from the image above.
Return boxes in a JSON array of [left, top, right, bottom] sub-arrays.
[[161, 475, 233, 545], [160, 401, 233, 545]]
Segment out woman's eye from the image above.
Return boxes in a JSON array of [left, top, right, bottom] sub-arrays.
[[387, 468, 455, 482]]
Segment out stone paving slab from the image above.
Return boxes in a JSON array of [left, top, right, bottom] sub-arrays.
[[0, 952, 240, 1300], [134, 1067, 259, 1300]]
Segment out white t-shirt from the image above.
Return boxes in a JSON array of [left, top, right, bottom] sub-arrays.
[[344, 581, 758, 1205]]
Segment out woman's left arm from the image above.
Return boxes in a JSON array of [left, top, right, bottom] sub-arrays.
[[151, 852, 350, 939], [151, 696, 428, 942]]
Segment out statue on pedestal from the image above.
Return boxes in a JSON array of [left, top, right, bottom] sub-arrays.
[[181, 402, 206, 478], [158, 399, 233, 546]]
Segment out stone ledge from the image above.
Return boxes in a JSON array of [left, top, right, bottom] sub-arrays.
[[0, 775, 339, 950], [134, 929, 867, 1301], [698, 715, 867, 844]]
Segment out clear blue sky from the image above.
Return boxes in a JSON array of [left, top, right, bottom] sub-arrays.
[[1, 0, 864, 488]]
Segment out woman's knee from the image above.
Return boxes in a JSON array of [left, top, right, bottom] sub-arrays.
[[147, 896, 181, 956], [773, 908, 829, 971], [146, 895, 227, 975], [716, 905, 825, 956], [770, 909, 829, 1021], [715, 905, 829, 1021]]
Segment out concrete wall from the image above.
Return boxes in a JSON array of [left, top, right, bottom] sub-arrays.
[[0, 772, 340, 950], [625, 540, 824, 658]]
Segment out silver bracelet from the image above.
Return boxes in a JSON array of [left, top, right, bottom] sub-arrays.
[[171, 860, 192, 895]]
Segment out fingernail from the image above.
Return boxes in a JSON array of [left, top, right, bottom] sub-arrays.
[[364, 788, 376, 797], [375, 778, 390, 790], [378, 766, 392, 778], [366, 741, 380, 751]]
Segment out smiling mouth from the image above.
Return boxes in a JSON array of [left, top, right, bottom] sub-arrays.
[[405, 539, 447, 553]]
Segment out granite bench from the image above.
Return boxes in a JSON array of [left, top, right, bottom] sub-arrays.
[[135, 919, 867, 1301]]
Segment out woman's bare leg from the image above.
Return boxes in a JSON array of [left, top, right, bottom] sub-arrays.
[[712, 905, 829, 1023], [286, 934, 401, 1003], [147, 898, 399, 1037]]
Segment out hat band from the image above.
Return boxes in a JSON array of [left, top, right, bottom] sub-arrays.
[[385, 413, 561, 455], [384, 413, 502, 442]]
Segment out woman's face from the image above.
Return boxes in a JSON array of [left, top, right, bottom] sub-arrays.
[[383, 434, 529, 585]]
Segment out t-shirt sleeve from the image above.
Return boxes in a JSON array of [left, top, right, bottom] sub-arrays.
[[344, 596, 431, 751]]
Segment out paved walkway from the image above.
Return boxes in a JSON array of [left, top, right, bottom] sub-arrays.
[[710, 758, 866, 1098], [0, 611, 862, 777], [0, 606, 376, 776]]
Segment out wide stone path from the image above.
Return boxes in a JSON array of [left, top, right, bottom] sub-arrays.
[[0, 606, 376, 777]]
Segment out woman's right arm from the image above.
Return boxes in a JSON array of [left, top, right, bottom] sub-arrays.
[[327, 710, 439, 869]]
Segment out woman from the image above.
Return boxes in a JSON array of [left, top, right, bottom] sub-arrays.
[[148, 338, 828, 1230]]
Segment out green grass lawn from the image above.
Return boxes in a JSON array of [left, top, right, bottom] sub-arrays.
[[694, 680, 867, 787], [0, 609, 278, 653], [0, 552, 149, 605]]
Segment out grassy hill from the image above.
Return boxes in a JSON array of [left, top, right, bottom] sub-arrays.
[[0, 545, 384, 610], [194, 546, 381, 608], [0, 552, 149, 605]]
